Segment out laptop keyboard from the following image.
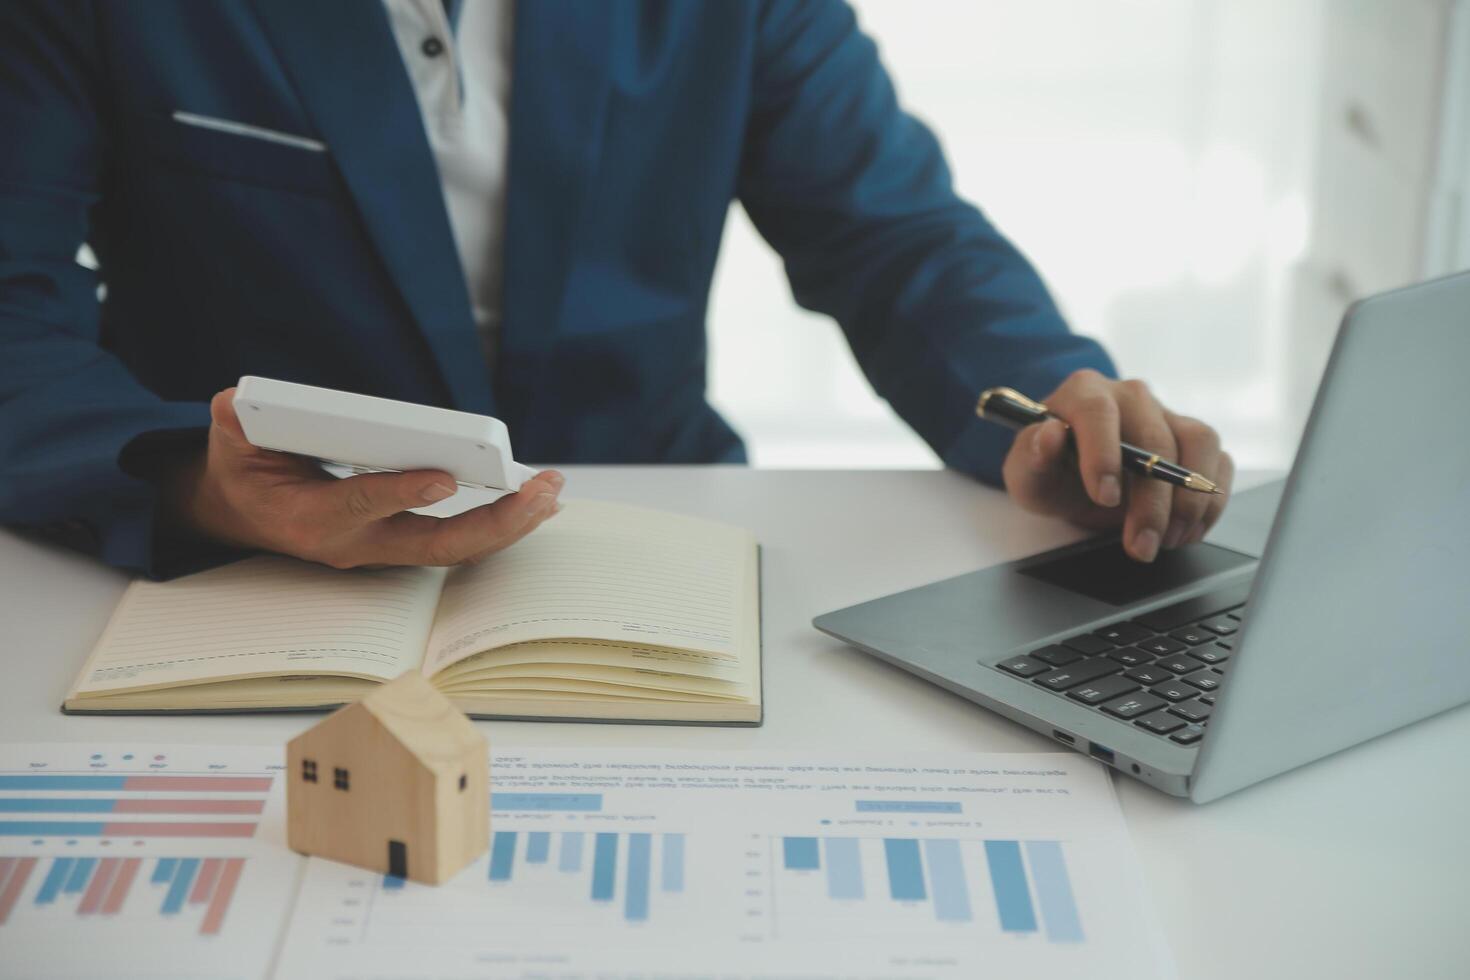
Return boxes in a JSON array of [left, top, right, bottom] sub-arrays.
[[995, 586, 1247, 746]]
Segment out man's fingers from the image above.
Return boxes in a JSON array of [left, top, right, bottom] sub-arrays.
[[1115, 381, 1176, 562], [1162, 413, 1221, 549], [365, 473, 563, 566], [1046, 370, 1123, 507], [1000, 373, 1233, 560], [308, 468, 461, 526]]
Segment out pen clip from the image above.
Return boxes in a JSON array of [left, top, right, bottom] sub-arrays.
[[976, 386, 1051, 421]]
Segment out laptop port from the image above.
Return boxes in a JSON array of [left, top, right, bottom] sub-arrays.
[[1088, 742, 1115, 764], [1052, 730, 1075, 745]]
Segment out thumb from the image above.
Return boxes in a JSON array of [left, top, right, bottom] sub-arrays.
[[1002, 417, 1119, 524], [310, 469, 460, 524], [1005, 419, 1072, 500], [1031, 418, 1071, 468], [209, 388, 249, 444]]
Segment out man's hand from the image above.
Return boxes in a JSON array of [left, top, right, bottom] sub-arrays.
[[1001, 370, 1233, 562], [162, 388, 563, 568]]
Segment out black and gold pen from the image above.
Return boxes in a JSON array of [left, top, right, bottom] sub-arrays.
[[975, 386, 1222, 495]]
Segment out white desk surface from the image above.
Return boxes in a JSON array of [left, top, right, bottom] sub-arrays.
[[2, 466, 1464, 979]]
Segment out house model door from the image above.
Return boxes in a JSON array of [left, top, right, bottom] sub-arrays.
[[389, 840, 407, 879]]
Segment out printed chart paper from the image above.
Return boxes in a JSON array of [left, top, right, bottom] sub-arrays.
[[0, 743, 300, 980], [277, 749, 1171, 979]]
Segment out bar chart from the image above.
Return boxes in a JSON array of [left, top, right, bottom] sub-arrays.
[[3, 854, 248, 933], [775, 835, 1083, 942], [0, 772, 269, 845], [0, 743, 303, 980], [278, 748, 1168, 980], [379, 829, 689, 924]]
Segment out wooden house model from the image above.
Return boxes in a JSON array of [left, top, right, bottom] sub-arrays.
[[287, 672, 488, 885]]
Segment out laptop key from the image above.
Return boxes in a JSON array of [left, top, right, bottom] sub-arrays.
[[1170, 724, 1207, 745], [1108, 647, 1155, 668], [1155, 653, 1206, 675], [1101, 692, 1166, 719], [1139, 636, 1188, 656], [1169, 627, 1213, 646], [1124, 664, 1173, 686], [997, 656, 1051, 678], [1031, 644, 1084, 667], [1061, 634, 1116, 656], [1199, 617, 1238, 636], [1169, 700, 1212, 723], [1194, 644, 1230, 665], [1034, 658, 1121, 691], [1135, 712, 1187, 735], [1199, 693, 1217, 705], [1095, 622, 1152, 645], [1183, 672, 1221, 692], [1066, 675, 1140, 705], [1151, 681, 1195, 702]]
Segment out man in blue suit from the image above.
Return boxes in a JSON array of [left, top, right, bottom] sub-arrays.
[[0, 1, 1232, 578]]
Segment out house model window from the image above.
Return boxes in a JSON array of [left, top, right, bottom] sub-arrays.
[[334, 767, 350, 791], [459, 774, 467, 792], [302, 759, 317, 783]]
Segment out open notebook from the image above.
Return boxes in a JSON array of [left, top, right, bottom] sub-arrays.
[[63, 501, 762, 725]]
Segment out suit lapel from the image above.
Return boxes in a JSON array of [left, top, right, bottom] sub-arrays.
[[497, 1, 615, 414], [249, 0, 494, 414]]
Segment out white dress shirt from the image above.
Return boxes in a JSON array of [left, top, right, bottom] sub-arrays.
[[382, 0, 514, 370]]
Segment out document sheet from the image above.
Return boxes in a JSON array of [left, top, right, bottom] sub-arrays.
[[277, 748, 1172, 980], [0, 744, 1170, 979]]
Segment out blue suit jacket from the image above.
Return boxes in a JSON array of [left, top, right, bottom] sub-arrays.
[[0, 0, 1113, 575]]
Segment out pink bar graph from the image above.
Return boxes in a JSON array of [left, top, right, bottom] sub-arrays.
[[0, 857, 36, 925], [122, 776, 271, 792], [190, 858, 222, 904], [101, 858, 141, 915], [113, 799, 265, 815], [100, 821, 256, 838], [200, 858, 243, 936], [78, 858, 119, 915]]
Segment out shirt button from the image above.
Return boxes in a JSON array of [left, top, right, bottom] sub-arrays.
[[421, 36, 445, 58]]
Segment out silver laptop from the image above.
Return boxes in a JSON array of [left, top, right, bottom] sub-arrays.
[[814, 271, 1470, 802]]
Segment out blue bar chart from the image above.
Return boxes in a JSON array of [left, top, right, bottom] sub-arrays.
[[777, 834, 1084, 943], [380, 830, 688, 924], [279, 749, 1162, 979]]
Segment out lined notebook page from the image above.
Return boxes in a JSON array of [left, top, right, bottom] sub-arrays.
[[424, 501, 756, 674], [74, 557, 446, 695]]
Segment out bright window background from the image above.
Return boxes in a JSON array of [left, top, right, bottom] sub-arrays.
[[707, 0, 1446, 471]]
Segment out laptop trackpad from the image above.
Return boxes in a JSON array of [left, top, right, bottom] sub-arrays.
[[1018, 540, 1256, 607]]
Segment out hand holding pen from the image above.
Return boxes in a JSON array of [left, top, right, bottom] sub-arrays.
[[979, 370, 1234, 563]]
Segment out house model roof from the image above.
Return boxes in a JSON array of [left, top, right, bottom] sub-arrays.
[[351, 673, 484, 776]]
